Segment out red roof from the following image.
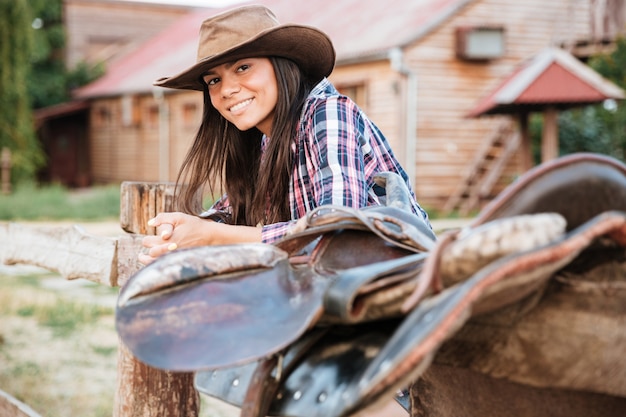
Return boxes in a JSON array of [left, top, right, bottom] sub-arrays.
[[468, 47, 625, 117], [74, 0, 472, 98], [74, 10, 211, 98]]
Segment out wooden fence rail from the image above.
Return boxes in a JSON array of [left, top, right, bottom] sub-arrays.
[[0, 390, 43, 417], [0, 182, 199, 417]]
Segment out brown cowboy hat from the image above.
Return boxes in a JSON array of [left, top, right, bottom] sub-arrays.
[[154, 5, 336, 91]]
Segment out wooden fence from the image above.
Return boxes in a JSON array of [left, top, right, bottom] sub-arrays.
[[0, 182, 199, 417], [1, 148, 11, 195]]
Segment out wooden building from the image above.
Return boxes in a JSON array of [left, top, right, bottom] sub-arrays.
[[34, 0, 197, 187], [68, 0, 626, 212]]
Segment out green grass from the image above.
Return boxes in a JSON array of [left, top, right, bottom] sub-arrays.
[[12, 274, 44, 287], [0, 182, 120, 221], [91, 345, 117, 357], [37, 300, 113, 337], [0, 275, 114, 338], [16, 305, 36, 317]]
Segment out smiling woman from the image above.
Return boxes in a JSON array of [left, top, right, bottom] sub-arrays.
[[140, 4, 431, 265]]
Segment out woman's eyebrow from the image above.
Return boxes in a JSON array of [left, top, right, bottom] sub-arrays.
[[204, 62, 237, 77]]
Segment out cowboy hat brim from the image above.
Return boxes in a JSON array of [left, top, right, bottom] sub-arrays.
[[154, 24, 336, 91]]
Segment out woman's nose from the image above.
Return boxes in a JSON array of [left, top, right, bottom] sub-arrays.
[[221, 77, 240, 98]]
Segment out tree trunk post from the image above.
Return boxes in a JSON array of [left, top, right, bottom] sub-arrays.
[[541, 107, 559, 163], [518, 112, 533, 172], [113, 181, 200, 417], [1, 147, 11, 195]]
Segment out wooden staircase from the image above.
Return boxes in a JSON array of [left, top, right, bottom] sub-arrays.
[[444, 119, 521, 216]]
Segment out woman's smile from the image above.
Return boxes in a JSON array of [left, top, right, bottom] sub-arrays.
[[229, 98, 254, 113]]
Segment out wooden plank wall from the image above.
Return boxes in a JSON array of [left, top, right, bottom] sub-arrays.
[[88, 92, 201, 184]]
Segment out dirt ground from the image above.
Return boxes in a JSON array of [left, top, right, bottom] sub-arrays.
[[0, 266, 119, 417], [1, 220, 422, 417]]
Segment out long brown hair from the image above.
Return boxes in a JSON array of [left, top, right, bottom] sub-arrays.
[[175, 57, 315, 226]]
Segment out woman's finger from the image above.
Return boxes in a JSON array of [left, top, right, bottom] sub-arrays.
[[150, 242, 178, 257], [148, 212, 183, 227], [141, 234, 162, 248], [156, 223, 174, 239], [137, 241, 179, 265], [137, 252, 155, 265]]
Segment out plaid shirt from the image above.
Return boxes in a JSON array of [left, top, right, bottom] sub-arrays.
[[211, 78, 429, 243]]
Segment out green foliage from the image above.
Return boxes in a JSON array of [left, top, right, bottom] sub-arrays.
[[589, 37, 626, 89], [0, 0, 45, 182], [584, 37, 626, 161], [0, 182, 120, 220], [27, 0, 105, 109], [68, 60, 106, 91], [0, 0, 104, 185]]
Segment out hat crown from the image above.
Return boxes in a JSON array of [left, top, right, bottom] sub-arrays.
[[196, 6, 280, 63], [155, 5, 335, 90]]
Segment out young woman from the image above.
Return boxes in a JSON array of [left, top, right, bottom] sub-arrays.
[[139, 5, 430, 264]]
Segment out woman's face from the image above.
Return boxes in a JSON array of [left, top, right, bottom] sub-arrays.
[[204, 58, 278, 136]]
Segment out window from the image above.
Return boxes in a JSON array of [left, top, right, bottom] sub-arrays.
[[94, 106, 111, 127], [147, 104, 160, 129], [337, 83, 367, 109], [456, 26, 505, 61]]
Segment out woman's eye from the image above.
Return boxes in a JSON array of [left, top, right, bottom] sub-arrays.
[[206, 77, 219, 86], [237, 64, 250, 72]]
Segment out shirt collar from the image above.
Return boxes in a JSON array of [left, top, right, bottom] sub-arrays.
[[309, 77, 337, 98]]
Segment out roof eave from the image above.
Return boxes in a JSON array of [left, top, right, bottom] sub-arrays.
[[336, 50, 393, 66], [34, 100, 90, 122]]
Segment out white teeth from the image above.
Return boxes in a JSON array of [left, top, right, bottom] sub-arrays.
[[230, 99, 252, 112]]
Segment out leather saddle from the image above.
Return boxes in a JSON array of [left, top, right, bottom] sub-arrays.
[[116, 172, 435, 371], [116, 153, 626, 417]]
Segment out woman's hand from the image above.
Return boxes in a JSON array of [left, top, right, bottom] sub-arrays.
[[138, 211, 262, 264]]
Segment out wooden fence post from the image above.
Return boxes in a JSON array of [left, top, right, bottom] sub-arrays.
[[1, 147, 11, 195], [113, 181, 200, 417]]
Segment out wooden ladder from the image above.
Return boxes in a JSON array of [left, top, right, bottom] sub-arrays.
[[444, 119, 521, 216]]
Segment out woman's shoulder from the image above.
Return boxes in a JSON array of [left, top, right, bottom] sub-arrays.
[[305, 78, 360, 114]]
